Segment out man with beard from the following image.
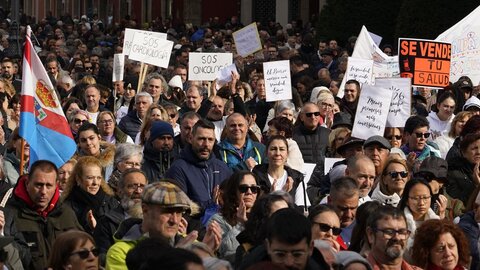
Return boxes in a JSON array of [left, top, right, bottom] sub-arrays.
[[340, 80, 361, 121], [1, 58, 21, 92], [94, 168, 147, 262], [173, 112, 200, 155], [366, 205, 420, 270], [166, 119, 232, 210]]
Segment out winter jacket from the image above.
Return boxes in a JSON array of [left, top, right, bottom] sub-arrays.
[[113, 126, 133, 144], [93, 204, 125, 264], [403, 206, 439, 259], [446, 157, 477, 205], [208, 213, 243, 265], [371, 185, 402, 207], [3, 151, 27, 186], [434, 132, 455, 159], [165, 144, 232, 210], [118, 109, 142, 140], [74, 142, 116, 179], [426, 111, 453, 140], [4, 176, 83, 270], [458, 211, 480, 270], [218, 137, 266, 172], [141, 140, 177, 182], [292, 123, 330, 164], [105, 218, 144, 270]]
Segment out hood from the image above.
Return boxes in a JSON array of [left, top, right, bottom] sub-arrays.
[[14, 175, 60, 218], [463, 96, 480, 110], [143, 140, 175, 163], [113, 218, 143, 242]]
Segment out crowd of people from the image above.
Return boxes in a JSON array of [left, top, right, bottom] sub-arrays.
[[0, 10, 476, 270]]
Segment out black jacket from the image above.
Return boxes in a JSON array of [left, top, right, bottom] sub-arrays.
[[458, 211, 480, 270], [118, 109, 142, 140], [142, 140, 177, 183], [292, 124, 330, 164], [446, 157, 476, 205]]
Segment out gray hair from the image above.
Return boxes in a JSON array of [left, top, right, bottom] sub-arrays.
[[59, 74, 75, 87], [135, 91, 153, 104], [114, 143, 144, 166], [275, 100, 296, 116], [317, 91, 334, 104], [144, 72, 168, 92], [118, 168, 146, 189]]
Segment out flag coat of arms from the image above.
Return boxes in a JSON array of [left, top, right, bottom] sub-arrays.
[[19, 26, 76, 168]]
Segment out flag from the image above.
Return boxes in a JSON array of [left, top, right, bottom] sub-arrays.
[[19, 26, 76, 168]]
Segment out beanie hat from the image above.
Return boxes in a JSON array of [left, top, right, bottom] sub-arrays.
[[149, 121, 174, 142]]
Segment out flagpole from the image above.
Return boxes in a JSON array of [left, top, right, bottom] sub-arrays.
[[19, 138, 26, 175], [137, 62, 145, 92]]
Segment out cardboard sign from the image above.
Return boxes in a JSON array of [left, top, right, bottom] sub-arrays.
[[375, 78, 411, 127], [345, 57, 374, 85], [112, 54, 125, 82], [188, 53, 233, 81], [263, 60, 292, 102], [351, 84, 393, 140], [123, 28, 167, 56], [398, 38, 451, 88], [437, 5, 480, 83], [128, 32, 173, 68], [232, 23, 262, 57]]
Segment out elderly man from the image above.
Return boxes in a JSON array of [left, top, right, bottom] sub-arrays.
[[106, 181, 222, 270], [366, 205, 421, 270], [363, 135, 391, 177], [218, 113, 266, 171], [345, 154, 376, 204], [144, 73, 168, 105], [118, 92, 153, 140], [179, 85, 211, 117], [293, 102, 330, 164]]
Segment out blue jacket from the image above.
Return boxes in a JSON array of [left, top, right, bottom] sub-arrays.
[[218, 138, 266, 172], [458, 211, 480, 270], [165, 144, 232, 209]]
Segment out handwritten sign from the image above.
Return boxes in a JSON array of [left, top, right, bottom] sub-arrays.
[[188, 53, 232, 81], [216, 64, 238, 89], [128, 32, 173, 68], [346, 57, 374, 85], [123, 28, 167, 56], [399, 38, 451, 88], [232, 23, 262, 57], [263, 60, 292, 102], [351, 84, 393, 140], [375, 78, 411, 127], [112, 54, 125, 82]]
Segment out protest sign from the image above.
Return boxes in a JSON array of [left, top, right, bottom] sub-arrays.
[[437, 5, 480, 84], [375, 78, 411, 127], [398, 38, 451, 88], [112, 54, 124, 82], [369, 31, 383, 46], [351, 84, 393, 140], [216, 63, 238, 89], [188, 53, 233, 81], [232, 23, 262, 57], [123, 28, 167, 56], [302, 163, 317, 183], [345, 57, 374, 85], [129, 32, 173, 68], [263, 60, 292, 102], [324, 158, 344, 175]]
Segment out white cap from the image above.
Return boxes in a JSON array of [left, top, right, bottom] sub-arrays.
[[168, 75, 183, 90]]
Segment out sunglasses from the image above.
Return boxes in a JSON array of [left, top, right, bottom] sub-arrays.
[[85, 66, 93, 70], [70, 247, 100, 259], [238, 184, 261, 194], [386, 135, 402, 140], [387, 171, 408, 178], [414, 132, 430, 138], [74, 118, 88, 124], [169, 113, 177, 118], [305, 112, 321, 117], [314, 222, 342, 235]]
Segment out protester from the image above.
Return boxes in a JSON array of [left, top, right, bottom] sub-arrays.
[[107, 143, 143, 193], [48, 230, 100, 270], [371, 157, 409, 207]]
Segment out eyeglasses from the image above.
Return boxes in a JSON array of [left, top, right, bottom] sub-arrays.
[[409, 195, 431, 203], [123, 161, 141, 168], [386, 135, 402, 140], [74, 118, 88, 125], [414, 132, 430, 138], [238, 184, 261, 194], [126, 183, 145, 191], [373, 228, 410, 240], [101, 119, 113, 125], [313, 222, 342, 235], [70, 247, 100, 259], [320, 102, 334, 108], [305, 112, 321, 118], [85, 66, 93, 70], [387, 171, 408, 178], [169, 113, 177, 118]]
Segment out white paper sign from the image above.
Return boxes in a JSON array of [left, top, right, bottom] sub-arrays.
[[369, 31, 383, 46], [346, 57, 374, 85], [351, 84, 393, 140], [375, 78, 411, 128], [112, 54, 125, 82], [325, 158, 345, 174], [216, 64, 239, 89], [263, 60, 292, 102], [232, 23, 262, 57], [188, 53, 233, 81], [123, 28, 167, 56], [128, 32, 174, 68], [302, 163, 317, 183]]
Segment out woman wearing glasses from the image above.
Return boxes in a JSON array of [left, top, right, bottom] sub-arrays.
[[49, 230, 100, 270], [208, 171, 260, 264], [446, 133, 480, 205], [96, 111, 133, 144], [308, 205, 342, 252], [69, 109, 90, 139], [384, 127, 403, 149], [107, 143, 143, 194], [371, 157, 410, 207]]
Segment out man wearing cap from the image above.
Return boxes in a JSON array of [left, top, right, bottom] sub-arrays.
[[105, 181, 222, 270], [166, 119, 232, 210], [416, 156, 463, 220], [317, 48, 338, 77], [363, 135, 391, 177], [142, 121, 177, 182], [454, 76, 474, 114]]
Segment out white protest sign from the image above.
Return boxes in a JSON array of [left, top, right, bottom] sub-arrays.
[[369, 31, 383, 46], [232, 22, 262, 57], [351, 84, 393, 140], [263, 60, 292, 102], [129, 32, 173, 68], [216, 63, 238, 89], [437, 6, 480, 83], [324, 158, 344, 175], [375, 78, 411, 128], [112, 54, 125, 82], [188, 53, 232, 81], [123, 28, 167, 56], [345, 57, 374, 85], [302, 163, 317, 183]]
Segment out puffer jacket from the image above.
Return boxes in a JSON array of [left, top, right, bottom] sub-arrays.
[[292, 123, 330, 164]]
